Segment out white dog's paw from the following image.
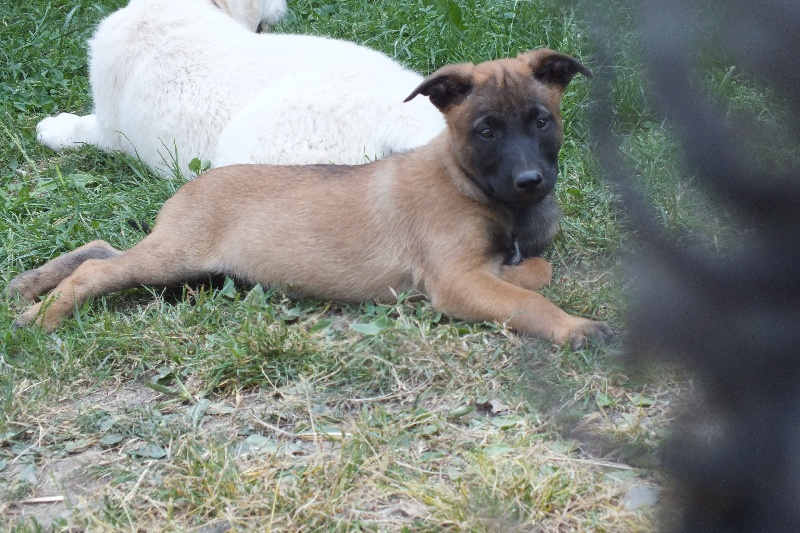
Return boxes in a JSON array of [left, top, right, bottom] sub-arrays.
[[36, 113, 107, 152], [36, 113, 91, 151]]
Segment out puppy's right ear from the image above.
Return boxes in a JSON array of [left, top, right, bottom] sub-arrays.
[[404, 64, 474, 111]]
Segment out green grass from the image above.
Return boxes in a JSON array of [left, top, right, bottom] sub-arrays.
[[0, 0, 778, 530]]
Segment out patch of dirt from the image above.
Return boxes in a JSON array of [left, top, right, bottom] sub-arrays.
[[3, 383, 162, 527], [3, 382, 292, 528], [69, 381, 162, 412], [8, 448, 110, 527]]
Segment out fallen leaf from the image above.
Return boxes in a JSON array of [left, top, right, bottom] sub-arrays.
[[236, 434, 279, 456], [100, 434, 124, 446], [490, 416, 522, 429], [596, 391, 617, 408], [629, 393, 657, 407], [605, 469, 640, 482], [64, 439, 92, 454], [418, 424, 439, 436], [206, 402, 236, 415], [622, 485, 661, 510], [98, 416, 119, 432], [309, 319, 332, 334], [448, 405, 475, 419], [483, 444, 512, 457], [488, 399, 511, 414], [187, 398, 211, 428], [19, 463, 37, 484], [128, 444, 167, 459], [398, 501, 428, 518], [350, 316, 393, 335], [219, 277, 238, 298], [420, 451, 445, 462]]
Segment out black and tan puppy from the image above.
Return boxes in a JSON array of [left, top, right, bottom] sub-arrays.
[[7, 49, 612, 348]]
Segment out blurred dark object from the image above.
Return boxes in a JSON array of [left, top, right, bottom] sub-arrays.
[[589, 0, 800, 531]]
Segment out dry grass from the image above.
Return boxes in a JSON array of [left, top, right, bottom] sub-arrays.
[[2, 293, 669, 531]]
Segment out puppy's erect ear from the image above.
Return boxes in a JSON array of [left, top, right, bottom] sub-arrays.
[[520, 49, 592, 90], [404, 63, 474, 111]]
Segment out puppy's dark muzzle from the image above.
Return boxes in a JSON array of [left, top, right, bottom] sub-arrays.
[[514, 170, 544, 192], [504, 169, 555, 206]]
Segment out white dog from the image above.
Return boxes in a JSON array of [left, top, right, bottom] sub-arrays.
[[36, 0, 444, 176]]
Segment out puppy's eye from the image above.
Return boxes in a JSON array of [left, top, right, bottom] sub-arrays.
[[478, 128, 494, 140], [536, 118, 549, 129]]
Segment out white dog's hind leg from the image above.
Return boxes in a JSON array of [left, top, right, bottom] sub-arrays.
[[36, 113, 110, 152]]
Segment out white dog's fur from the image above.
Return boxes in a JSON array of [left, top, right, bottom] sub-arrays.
[[36, 0, 444, 176]]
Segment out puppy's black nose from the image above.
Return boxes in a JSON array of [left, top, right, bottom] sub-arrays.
[[514, 170, 543, 191]]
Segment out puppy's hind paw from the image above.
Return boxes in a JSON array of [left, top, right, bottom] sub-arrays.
[[12, 301, 63, 333], [6, 270, 44, 303], [12, 302, 43, 331]]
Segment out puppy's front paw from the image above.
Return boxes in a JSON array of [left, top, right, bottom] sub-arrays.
[[561, 318, 614, 350]]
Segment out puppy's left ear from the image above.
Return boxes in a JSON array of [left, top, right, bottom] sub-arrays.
[[404, 63, 474, 111], [520, 49, 592, 90]]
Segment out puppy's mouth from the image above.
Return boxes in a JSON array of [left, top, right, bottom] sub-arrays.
[[496, 184, 555, 207], [462, 166, 552, 207]]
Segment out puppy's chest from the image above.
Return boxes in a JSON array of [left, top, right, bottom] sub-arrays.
[[482, 215, 517, 264], [512, 196, 562, 260], [490, 205, 559, 265], [505, 238, 524, 266]]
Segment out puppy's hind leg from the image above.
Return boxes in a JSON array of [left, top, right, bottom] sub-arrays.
[[7, 240, 121, 302], [12, 237, 209, 332]]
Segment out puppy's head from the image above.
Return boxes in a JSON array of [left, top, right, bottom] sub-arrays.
[[212, 0, 287, 32], [405, 49, 591, 206]]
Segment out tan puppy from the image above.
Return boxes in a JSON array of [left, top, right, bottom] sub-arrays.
[[8, 49, 612, 348]]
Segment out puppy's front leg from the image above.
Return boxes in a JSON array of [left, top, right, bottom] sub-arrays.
[[498, 257, 553, 291], [429, 270, 612, 349]]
